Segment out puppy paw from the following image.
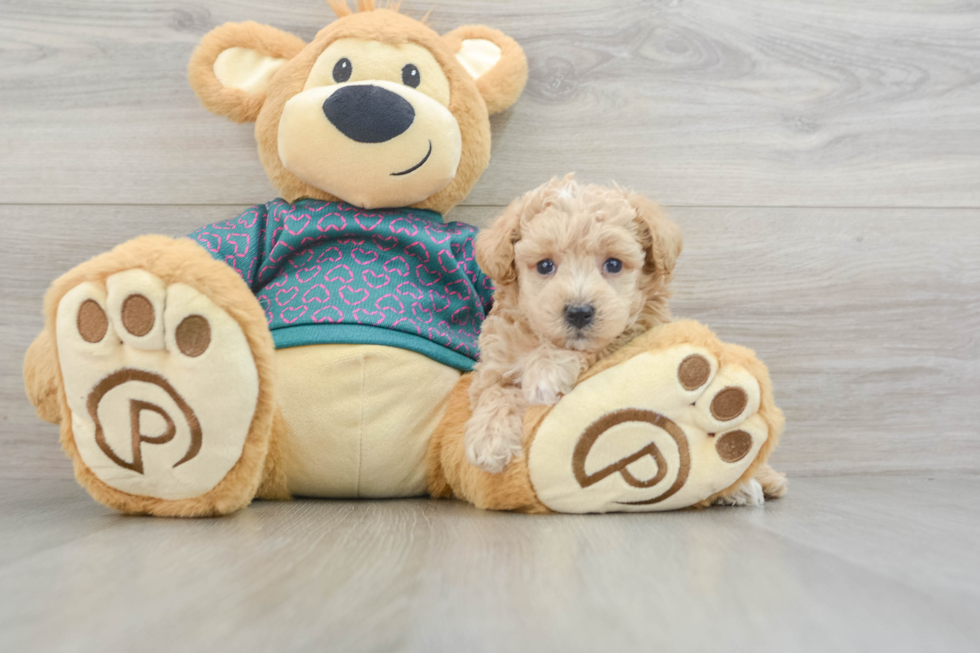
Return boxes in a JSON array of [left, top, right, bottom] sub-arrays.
[[520, 355, 580, 406], [755, 463, 789, 499], [713, 479, 765, 507], [464, 415, 524, 473], [523, 380, 562, 406]]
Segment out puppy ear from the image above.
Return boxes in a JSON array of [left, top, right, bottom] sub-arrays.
[[442, 25, 528, 115], [477, 176, 576, 285], [625, 192, 683, 278], [476, 197, 524, 286], [188, 22, 306, 123]]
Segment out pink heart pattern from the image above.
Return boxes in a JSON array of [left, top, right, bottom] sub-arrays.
[[302, 284, 331, 303], [280, 305, 308, 324], [295, 265, 322, 283], [189, 199, 495, 369], [340, 286, 370, 306], [375, 293, 405, 313], [362, 269, 390, 289], [311, 305, 344, 323]]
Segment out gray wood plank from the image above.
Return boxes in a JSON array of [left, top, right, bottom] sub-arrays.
[[2, 204, 978, 481], [0, 475, 978, 652], [669, 207, 980, 476], [2, 2, 978, 651], [740, 473, 980, 599], [0, 477, 121, 567], [1, 0, 978, 207]]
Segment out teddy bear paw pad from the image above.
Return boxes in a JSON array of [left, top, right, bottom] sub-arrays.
[[527, 344, 769, 513], [55, 270, 259, 500]]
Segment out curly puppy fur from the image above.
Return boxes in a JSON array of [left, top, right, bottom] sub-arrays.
[[464, 175, 683, 472]]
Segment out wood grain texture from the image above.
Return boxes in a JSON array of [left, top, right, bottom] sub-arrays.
[[2, 2, 978, 650], [1, 476, 978, 652], [0, 0, 979, 206], [3, 205, 978, 480]]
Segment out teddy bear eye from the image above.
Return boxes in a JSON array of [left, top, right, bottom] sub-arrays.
[[536, 259, 556, 275], [603, 258, 623, 274], [333, 58, 352, 83], [402, 63, 420, 88]]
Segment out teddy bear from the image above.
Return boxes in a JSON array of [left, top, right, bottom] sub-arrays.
[[22, 0, 785, 517]]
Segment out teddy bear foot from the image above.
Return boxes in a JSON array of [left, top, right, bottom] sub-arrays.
[[526, 320, 783, 513], [49, 237, 276, 516]]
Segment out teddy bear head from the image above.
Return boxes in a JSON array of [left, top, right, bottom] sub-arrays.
[[188, 0, 527, 214]]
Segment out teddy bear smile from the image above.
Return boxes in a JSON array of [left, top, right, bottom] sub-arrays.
[[391, 140, 432, 176]]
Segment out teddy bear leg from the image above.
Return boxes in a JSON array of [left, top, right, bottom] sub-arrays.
[[253, 406, 291, 502], [24, 328, 63, 424], [426, 376, 549, 513], [522, 320, 786, 513], [32, 235, 278, 517]]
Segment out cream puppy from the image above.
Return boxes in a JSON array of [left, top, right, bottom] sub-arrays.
[[465, 176, 682, 473]]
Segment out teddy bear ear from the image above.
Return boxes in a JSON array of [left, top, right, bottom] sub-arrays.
[[188, 21, 306, 123], [442, 25, 529, 115]]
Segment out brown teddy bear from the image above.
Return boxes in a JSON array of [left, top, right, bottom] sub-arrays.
[[23, 0, 785, 516]]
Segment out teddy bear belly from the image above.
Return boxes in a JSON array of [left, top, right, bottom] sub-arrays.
[[275, 343, 462, 498]]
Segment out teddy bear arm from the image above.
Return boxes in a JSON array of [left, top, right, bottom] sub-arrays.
[[186, 203, 273, 291]]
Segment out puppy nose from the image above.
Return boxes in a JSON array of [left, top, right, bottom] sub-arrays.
[[564, 304, 595, 329], [322, 84, 415, 143]]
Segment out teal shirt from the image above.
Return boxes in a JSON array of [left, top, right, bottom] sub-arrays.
[[190, 199, 494, 371]]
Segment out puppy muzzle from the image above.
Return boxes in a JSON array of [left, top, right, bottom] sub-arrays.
[[564, 303, 596, 329]]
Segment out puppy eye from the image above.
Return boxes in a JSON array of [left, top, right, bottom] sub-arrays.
[[333, 58, 352, 83], [402, 63, 420, 88], [536, 259, 556, 275], [603, 258, 623, 274]]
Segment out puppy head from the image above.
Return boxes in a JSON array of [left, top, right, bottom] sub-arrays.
[[477, 175, 682, 351]]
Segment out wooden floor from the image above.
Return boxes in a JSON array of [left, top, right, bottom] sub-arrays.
[[1, 0, 978, 650], [2, 475, 979, 652]]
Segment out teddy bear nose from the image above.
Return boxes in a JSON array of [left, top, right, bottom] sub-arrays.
[[564, 304, 596, 329], [321, 84, 415, 144]]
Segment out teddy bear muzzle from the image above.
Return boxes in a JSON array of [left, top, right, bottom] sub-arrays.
[[321, 84, 415, 143], [277, 79, 462, 209]]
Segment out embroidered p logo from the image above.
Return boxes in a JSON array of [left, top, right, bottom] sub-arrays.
[[86, 369, 203, 475], [571, 409, 691, 506]]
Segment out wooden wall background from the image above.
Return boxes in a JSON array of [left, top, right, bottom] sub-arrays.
[[1, 0, 978, 480]]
